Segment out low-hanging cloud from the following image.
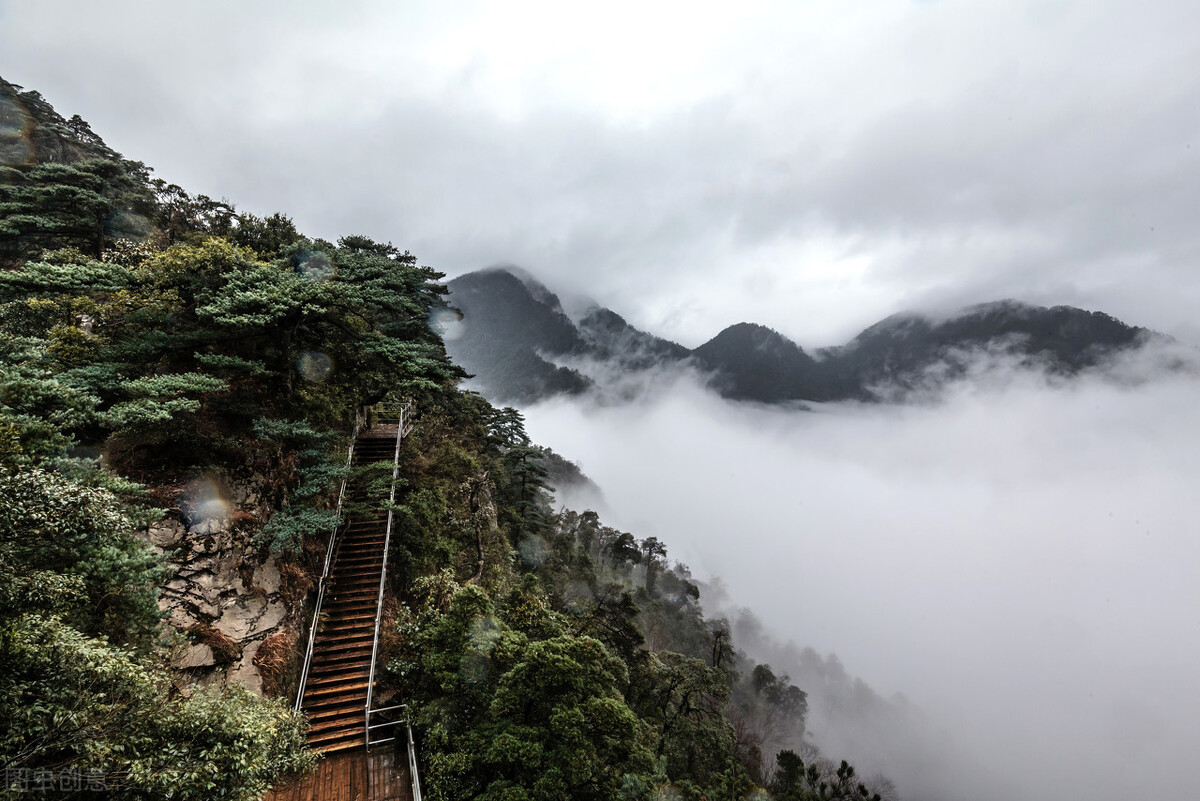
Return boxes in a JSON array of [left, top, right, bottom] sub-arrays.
[[521, 343, 1200, 801]]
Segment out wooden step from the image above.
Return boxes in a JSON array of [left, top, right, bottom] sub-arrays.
[[313, 630, 374, 647], [337, 540, 387, 551], [328, 586, 382, 598], [309, 662, 372, 680], [324, 595, 379, 608], [321, 606, 378, 621], [311, 650, 373, 667], [336, 542, 386, 553], [334, 559, 384, 568], [317, 622, 374, 636], [325, 593, 380, 606], [305, 668, 370, 687], [332, 569, 383, 580], [308, 657, 371, 675], [329, 581, 384, 594], [338, 546, 386, 554], [320, 610, 377, 625], [332, 565, 383, 577], [309, 729, 366, 751], [334, 553, 385, 565], [339, 529, 387, 538], [302, 691, 367, 712], [313, 738, 365, 755], [338, 539, 386, 549], [330, 569, 383, 580], [304, 714, 363, 733], [303, 704, 363, 724], [310, 641, 373, 658], [325, 586, 380, 597], [310, 652, 372, 669], [310, 649, 372, 666], [333, 555, 384, 565], [303, 680, 370, 701], [309, 653, 373, 673], [323, 601, 379, 615]]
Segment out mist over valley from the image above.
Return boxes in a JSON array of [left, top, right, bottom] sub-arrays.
[[445, 272, 1200, 800], [527, 347, 1199, 801]]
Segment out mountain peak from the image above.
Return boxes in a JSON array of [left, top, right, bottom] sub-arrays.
[[705, 322, 802, 350], [444, 268, 1163, 407], [461, 266, 566, 312], [446, 268, 591, 404]]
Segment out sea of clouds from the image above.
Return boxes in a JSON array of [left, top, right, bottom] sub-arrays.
[[522, 343, 1200, 801]]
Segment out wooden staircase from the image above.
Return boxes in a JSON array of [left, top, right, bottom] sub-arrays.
[[299, 427, 399, 754]]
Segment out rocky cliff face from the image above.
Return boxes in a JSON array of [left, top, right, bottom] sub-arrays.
[[148, 472, 310, 697]]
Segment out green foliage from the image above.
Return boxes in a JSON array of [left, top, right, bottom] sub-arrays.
[[387, 395, 831, 799], [0, 615, 314, 800], [480, 405, 552, 539], [0, 158, 153, 262], [0, 231, 462, 473], [412, 585, 654, 801], [630, 651, 745, 792], [0, 456, 315, 797], [0, 467, 165, 648], [770, 751, 882, 801], [231, 211, 301, 257]]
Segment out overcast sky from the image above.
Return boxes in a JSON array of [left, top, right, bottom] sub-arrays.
[[4, 0, 1200, 347]]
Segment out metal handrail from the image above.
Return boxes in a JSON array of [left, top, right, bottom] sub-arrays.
[[361, 703, 423, 800], [294, 406, 366, 712], [364, 401, 413, 744], [407, 712, 423, 801]]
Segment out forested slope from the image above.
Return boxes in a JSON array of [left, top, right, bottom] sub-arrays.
[[0, 77, 890, 800]]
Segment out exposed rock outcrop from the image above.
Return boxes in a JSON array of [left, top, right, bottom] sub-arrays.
[[149, 471, 314, 697]]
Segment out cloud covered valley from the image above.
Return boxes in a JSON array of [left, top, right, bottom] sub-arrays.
[[521, 345, 1200, 801]]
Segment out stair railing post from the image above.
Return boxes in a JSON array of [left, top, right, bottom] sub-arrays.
[[408, 706, 423, 801], [294, 409, 364, 712], [365, 401, 410, 748]]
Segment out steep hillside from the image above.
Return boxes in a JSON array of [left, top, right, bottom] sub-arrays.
[[2, 78, 895, 801], [577, 305, 691, 367], [445, 268, 592, 403]]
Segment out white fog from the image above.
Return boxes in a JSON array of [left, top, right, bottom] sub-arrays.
[[522, 350, 1200, 801]]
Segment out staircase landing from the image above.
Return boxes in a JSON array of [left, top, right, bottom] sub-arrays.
[[263, 750, 410, 801]]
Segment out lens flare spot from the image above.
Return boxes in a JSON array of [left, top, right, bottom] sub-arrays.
[[429, 308, 464, 341], [296, 351, 333, 381], [518, 534, 550, 568], [459, 651, 494, 685], [0, 93, 33, 167], [562, 580, 596, 614], [105, 210, 152, 240], [179, 477, 230, 532], [469, 615, 502, 653], [297, 251, 335, 282]]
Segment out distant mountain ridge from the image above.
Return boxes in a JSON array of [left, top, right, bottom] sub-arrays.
[[445, 268, 1161, 406]]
